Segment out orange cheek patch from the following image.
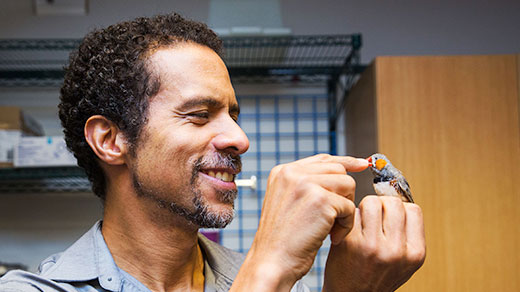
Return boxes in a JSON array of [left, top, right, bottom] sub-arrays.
[[375, 159, 387, 170]]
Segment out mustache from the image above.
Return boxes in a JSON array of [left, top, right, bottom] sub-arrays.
[[193, 152, 242, 173], [191, 152, 242, 185]]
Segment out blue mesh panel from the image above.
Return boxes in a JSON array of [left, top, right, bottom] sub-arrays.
[[208, 93, 330, 291]]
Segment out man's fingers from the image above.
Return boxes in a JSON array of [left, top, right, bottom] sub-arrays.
[[333, 156, 369, 172], [302, 174, 356, 201], [352, 208, 362, 234], [329, 197, 356, 245], [294, 162, 349, 175], [381, 196, 406, 242], [300, 154, 369, 172], [404, 203, 425, 246], [358, 196, 383, 236]]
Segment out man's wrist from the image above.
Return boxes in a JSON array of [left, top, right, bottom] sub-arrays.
[[230, 250, 296, 292]]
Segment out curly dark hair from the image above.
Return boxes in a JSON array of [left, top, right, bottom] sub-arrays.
[[59, 13, 223, 201]]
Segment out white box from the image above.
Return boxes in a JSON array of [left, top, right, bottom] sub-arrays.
[[0, 130, 21, 165], [14, 136, 77, 167], [0, 106, 44, 167]]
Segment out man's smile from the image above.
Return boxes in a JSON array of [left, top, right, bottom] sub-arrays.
[[197, 165, 240, 195], [194, 152, 242, 187], [201, 170, 236, 182]]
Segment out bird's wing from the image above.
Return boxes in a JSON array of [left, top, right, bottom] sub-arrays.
[[396, 178, 414, 203]]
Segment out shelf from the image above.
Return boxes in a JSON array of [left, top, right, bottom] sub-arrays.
[[0, 149, 322, 193], [0, 35, 363, 193], [223, 34, 362, 81], [0, 167, 91, 193], [0, 35, 362, 87]]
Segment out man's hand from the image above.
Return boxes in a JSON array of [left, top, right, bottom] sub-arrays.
[[323, 196, 426, 292], [230, 154, 368, 291]]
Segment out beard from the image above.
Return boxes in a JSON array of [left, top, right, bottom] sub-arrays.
[[132, 151, 242, 229]]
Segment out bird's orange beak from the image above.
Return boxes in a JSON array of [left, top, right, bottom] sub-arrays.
[[367, 156, 372, 166]]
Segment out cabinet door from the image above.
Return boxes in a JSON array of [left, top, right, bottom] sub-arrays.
[[346, 55, 520, 291]]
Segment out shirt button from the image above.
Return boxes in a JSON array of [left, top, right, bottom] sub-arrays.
[[107, 277, 112, 282]]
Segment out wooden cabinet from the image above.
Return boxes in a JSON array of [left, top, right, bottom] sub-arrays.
[[345, 55, 520, 291]]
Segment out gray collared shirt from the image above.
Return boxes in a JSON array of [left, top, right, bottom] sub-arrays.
[[0, 221, 309, 292]]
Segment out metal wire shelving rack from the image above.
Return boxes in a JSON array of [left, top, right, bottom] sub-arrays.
[[0, 34, 364, 193], [0, 167, 90, 193]]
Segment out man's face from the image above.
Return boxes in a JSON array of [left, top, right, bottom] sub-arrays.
[[129, 43, 249, 228]]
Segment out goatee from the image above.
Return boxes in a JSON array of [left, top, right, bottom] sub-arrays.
[[132, 151, 242, 228]]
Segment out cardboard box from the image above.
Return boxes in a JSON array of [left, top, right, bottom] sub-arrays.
[[14, 136, 77, 167], [0, 106, 44, 168]]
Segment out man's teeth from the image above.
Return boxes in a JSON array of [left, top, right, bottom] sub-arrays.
[[207, 171, 234, 182]]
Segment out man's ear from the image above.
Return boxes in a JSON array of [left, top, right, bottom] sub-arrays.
[[84, 115, 128, 165]]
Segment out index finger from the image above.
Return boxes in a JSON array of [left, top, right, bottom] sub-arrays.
[[301, 154, 369, 172]]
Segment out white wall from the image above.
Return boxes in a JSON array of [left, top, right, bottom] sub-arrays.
[[2, 0, 518, 149], [280, 0, 520, 63], [1, 0, 519, 275], [0, 0, 210, 38], [0, 193, 102, 272], [1, 0, 518, 62]]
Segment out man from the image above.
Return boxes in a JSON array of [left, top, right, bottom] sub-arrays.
[[0, 13, 425, 292]]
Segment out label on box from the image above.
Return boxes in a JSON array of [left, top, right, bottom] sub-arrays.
[[14, 136, 77, 167], [0, 130, 21, 164]]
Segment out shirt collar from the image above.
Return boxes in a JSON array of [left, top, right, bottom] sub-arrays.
[[39, 220, 122, 291], [197, 233, 245, 291], [39, 220, 245, 292]]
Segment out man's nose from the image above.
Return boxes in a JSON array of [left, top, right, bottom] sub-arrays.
[[212, 116, 250, 155]]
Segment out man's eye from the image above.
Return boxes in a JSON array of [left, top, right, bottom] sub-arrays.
[[190, 112, 209, 118], [187, 112, 210, 123]]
